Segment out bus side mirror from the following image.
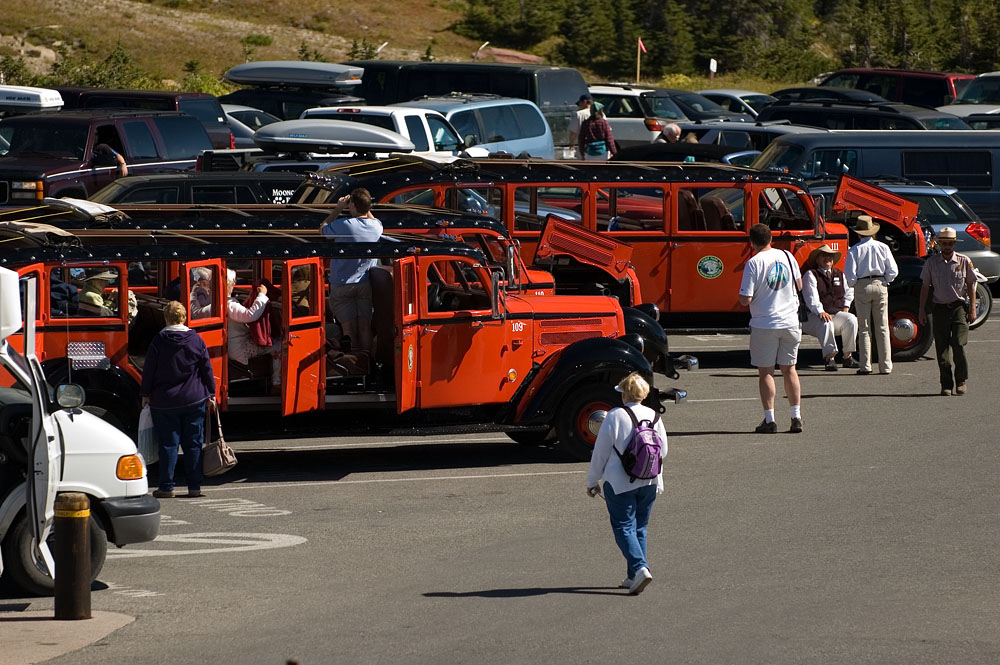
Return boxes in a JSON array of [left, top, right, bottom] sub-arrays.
[[491, 270, 505, 321], [812, 194, 826, 240], [56, 384, 86, 409], [505, 244, 520, 291]]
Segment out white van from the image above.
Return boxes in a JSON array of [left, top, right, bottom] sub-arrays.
[[0, 267, 159, 595]]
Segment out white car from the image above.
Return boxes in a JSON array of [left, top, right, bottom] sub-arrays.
[[223, 104, 281, 149], [300, 106, 486, 157], [698, 89, 777, 118], [936, 71, 1000, 119]]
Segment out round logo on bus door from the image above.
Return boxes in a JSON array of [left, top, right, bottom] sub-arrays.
[[407, 344, 414, 372], [697, 255, 724, 279]]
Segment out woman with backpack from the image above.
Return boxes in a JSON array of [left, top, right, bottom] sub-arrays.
[[585, 372, 668, 595], [577, 106, 617, 161]]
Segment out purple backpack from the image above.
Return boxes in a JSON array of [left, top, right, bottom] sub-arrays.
[[615, 408, 664, 482]]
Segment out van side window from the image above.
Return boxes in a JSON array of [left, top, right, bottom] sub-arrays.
[[904, 78, 944, 107], [192, 186, 238, 204], [449, 111, 481, 147], [404, 116, 429, 151], [902, 151, 993, 189], [536, 69, 586, 107], [515, 186, 583, 231], [479, 105, 520, 143], [806, 149, 857, 178], [95, 125, 126, 155], [120, 186, 178, 204], [178, 99, 226, 126], [600, 187, 666, 233], [153, 116, 210, 159], [512, 104, 546, 138], [122, 121, 159, 159]]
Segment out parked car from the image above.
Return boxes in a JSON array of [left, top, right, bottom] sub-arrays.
[[698, 89, 777, 117], [818, 68, 974, 108], [89, 172, 306, 205], [299, 105, 482, 157], [0, 110, 213, 203], [674, 119, 824, 151], [937, 71, 1000, 119], [393, 94, 554, 158], [755, 100, 971, 130], [222, 104, 281, 149], [57, 88, 234, 150], [964, 113, 1000, 130], [588, 84, 752, 148], [770, 86, 888, 103], [219, 61, 365, 120], [809, 177, 997, 327], [342, 60, 588, 155]]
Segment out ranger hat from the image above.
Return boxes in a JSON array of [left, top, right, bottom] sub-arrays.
[[807, 243, 842, 266], [937, 226, 958, 240], [854, 215, 880, 236]]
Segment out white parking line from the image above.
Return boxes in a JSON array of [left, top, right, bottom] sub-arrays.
[[238, 435, 509, 452], [205, 470, 584, 493]]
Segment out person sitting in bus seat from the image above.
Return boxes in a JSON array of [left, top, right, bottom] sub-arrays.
[[78, 291, 112, 317], [190, 267, 213, 318], [49, 273, 80, 317], [226, 269, 281, 393], [290, 266, 311, 318]]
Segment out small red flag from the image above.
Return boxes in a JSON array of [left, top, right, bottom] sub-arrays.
[[638, 38, 647, 54]]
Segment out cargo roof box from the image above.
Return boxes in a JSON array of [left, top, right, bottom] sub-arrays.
[[224, 61, 363, 89], [0, 85, 64, 113]]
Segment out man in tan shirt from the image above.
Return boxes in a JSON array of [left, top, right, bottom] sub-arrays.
[[918, 227, 977, 396]]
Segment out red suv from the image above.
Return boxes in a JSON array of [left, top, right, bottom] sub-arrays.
[[819, 69, 974, 108]]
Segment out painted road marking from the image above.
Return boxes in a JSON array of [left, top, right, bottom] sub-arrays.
[[104, 581, 163, 597], [186, 497, 291, 517], [159, 514, 191, 526], [106, 533, 307, 559], [203, 470, 584, 493]]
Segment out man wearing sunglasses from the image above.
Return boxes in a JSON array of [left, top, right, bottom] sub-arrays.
[[918, 227, 977, 396]]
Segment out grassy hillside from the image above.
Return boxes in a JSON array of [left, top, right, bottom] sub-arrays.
[[2, 0, 480, 82]]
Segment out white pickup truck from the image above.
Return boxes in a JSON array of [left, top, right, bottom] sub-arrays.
[[0, 267, 159, 595], [299, 106, 489, 157]]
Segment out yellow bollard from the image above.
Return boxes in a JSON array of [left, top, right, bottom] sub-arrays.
[[53, 492, 91, 620]]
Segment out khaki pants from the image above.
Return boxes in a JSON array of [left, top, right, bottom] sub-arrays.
[[855, 278, 891, 373], [802, 311, 858, 359]]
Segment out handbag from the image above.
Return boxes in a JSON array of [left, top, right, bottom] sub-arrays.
[[783, 251, 809, 324], [202, 401, 237, 477], [137, 405, 158, 465]]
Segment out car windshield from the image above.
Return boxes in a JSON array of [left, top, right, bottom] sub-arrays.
[[908, 193, 975, 225], [638, 94, 684, 119], [955, 78, 1000, 104], [752, 142, 804, 174], [671, 92, 727, 113], [229, 109, 280, 130], [743, 95, 776, 113], [920, 116, 971, 130], [0, 122, 89, 160]]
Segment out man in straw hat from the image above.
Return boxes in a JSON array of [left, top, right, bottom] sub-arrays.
[[918, 227, 977, 396], [801, 244, 859, 371], [738, 223, 804, 434], [844, 215, 898, 375]]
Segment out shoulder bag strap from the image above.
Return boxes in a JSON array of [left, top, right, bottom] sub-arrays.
[[783, 250, 801, 295]]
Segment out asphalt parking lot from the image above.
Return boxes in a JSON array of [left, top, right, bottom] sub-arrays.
[[3, 317, 999, 665]]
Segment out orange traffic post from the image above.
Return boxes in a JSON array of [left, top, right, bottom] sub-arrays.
[[53, 492, 92, 620]]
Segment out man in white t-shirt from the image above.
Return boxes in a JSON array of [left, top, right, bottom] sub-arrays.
[[568, 94, 592, 156], [738, 223, 804, 434]]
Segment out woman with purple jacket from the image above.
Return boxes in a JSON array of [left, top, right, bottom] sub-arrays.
[[140, 301, 216, 499]]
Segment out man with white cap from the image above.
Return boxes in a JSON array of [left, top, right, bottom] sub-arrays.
[[801, 244, 859, 371], [918, 227, 977, 396], [844, 215, 898, 375]]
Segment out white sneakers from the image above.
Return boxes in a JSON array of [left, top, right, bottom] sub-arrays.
[[619, 577, 633, 589], [628, 567, 652, 595]]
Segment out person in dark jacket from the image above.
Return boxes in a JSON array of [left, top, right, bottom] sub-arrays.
[[578, 106, 617, 161], [140, 301, 216, 498]]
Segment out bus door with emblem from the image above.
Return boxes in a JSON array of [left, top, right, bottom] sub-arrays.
[[280, 258, 325, 415], [413, 254, 524, 409], [180, 259, 226, 406], [667, 184, 750, 312]]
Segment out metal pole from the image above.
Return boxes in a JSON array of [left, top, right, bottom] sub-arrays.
[[54, 492, 91, 620]]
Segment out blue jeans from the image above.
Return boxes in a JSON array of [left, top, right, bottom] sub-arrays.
[[151, 401, 206, 493], [603, 482, 657, 579]]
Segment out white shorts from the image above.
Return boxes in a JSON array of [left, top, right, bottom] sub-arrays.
[[750, 326, 801, 368]]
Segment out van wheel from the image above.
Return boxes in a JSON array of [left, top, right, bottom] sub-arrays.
[[889, 296, 933, 362], [82, 391, 137, 439], [1, 511, 108, 596], [506, 429, 552, 446], [556, 384, 618, 462], [970, 282, 992, 330]]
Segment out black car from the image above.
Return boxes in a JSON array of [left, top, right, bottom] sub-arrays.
[[755, 100, 971, 130], [89, 172, 307, 205], [770, 86, 888, 103]]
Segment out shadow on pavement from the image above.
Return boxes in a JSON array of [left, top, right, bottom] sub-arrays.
[[424, 586, 622, 598]]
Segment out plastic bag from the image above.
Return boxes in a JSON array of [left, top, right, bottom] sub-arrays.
[[137, 405, 158, 465]]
